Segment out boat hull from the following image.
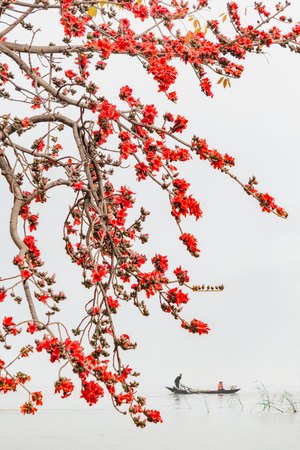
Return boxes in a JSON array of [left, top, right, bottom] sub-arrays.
[[166, 386, 240, 394]]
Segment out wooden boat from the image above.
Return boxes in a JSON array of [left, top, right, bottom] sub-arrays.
[[166, 386, 240, 395]]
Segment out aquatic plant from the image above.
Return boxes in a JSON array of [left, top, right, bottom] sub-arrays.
[[254, 383, 298, 414]]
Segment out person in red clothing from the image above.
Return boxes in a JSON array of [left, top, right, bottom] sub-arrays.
[[218, 381, 224, 391]]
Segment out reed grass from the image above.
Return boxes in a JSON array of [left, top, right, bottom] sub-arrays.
[[253, 382, 298, 414]]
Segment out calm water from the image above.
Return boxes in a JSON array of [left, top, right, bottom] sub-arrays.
[[1, 386, 299, 449]]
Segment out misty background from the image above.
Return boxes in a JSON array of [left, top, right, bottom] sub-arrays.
[[0, 0, 299, 403]]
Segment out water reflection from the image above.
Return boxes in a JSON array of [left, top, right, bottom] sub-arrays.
[[170, 390, 244, 413], [172, 394, 189, 410]]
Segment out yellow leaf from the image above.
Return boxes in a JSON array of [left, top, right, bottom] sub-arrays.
[[194, 27, 202, 34], [219, 12, 225, 17], [223, 78, 227, 88], [228, 79, 231, 88], [193, 19, 198, 29], [185, 31, 192, 45], [88, 5, 97, 17], [204, 25, 208, 35], [222, 14, 227, 22], [217, 77, 224, 84], [245, 7, 247, 15], [137, 0, 142, 4], [188, 17, 193, 21]]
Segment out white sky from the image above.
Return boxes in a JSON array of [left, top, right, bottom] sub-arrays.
[[0, 0, 299, 396]]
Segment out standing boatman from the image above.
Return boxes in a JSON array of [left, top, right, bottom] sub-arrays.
[[174, 374, 182, 389]]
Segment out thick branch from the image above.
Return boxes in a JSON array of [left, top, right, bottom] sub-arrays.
[[2, 113, 77, 138], [0, 156, 28, 259], [0, 156, 43, 325], [0, 42, 90, 109], [1, 42, 84, 54]]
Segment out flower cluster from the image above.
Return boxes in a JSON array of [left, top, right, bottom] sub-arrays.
[[54, 378, 75, 398], [181, 319, 211, 335]]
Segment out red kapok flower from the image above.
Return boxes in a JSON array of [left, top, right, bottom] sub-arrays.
[[0, 288, 7, 303], [20, 402, 37, 415], [65, 69, 77, 79], [181, 318, 210, 335], [179, 233, 200, 257], [174, 266, 189, 284], [21, 270, 32, 280], [145, 409, 163, 423], [3, 316, 16, 328], [151, 254, 168, 273], [73, 181, 84, 190], [54, 378, 75, 398], [22, 117, 29, 128], [32, 391, 43, 406], [91, 265, 109, 283], [27, 322, 38, 334], [170, 115, 188, 134], [81, 380, 104, 406]]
